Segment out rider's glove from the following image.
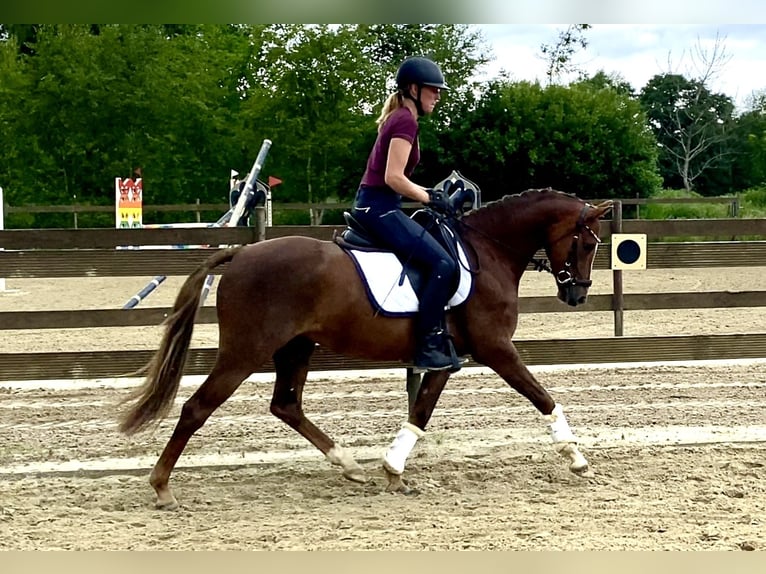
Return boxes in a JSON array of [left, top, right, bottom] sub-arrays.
[[426, 188, 451, 216]]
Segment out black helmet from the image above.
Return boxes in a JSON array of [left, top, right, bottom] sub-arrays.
[[395, 56, 449, 91]]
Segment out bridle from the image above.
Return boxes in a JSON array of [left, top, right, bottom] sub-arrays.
[[447, 202, 602, 287], [553, 205, 602, 289]]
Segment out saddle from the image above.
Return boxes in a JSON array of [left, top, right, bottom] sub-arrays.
[[335, 171, 480, 316]]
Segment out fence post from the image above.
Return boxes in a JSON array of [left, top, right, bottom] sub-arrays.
[[255, 205, 266, 242], [0, 186, 5, 291], [611, 200, 624, 337]]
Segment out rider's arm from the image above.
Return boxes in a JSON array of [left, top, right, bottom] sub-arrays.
[[384, 137, 431, 204]]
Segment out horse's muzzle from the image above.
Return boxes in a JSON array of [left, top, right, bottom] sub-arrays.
[[557, 285, 589, 307], [556, 271, 592, 307]]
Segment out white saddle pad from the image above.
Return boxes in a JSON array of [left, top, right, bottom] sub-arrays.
[[345, 242, 473, 316]]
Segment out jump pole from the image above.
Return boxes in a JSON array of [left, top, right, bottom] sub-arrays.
[[227, 139, 272, 228], [122, 138, 273, 309]]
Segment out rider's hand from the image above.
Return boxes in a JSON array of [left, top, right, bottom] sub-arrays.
[[426, 188, 451, 216]]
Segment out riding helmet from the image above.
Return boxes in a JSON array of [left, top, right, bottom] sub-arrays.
[[395, 56, 449, 91]]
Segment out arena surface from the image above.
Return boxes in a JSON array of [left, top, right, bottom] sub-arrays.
[[1, 267, 765, 550]]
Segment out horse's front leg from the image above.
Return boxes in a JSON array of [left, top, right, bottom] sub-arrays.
[[474, 342, 593, 478], [382, 370, 451, 493]]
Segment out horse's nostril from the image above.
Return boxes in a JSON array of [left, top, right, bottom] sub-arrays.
[[577, 295, 587, 305]]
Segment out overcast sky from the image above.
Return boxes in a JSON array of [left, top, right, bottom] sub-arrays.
[[472, 24, 766, 111]]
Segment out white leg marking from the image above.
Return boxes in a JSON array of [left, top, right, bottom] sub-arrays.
[[545, 403, 592, 476], [326, 445, 362, 473], [382, 422, 425, 475], [545, 403, 577, 443]]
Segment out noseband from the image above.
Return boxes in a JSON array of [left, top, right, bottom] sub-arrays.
[[554, 205, 601, 288]]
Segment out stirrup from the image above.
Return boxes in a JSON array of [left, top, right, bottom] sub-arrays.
[[413, 330, 466, 374], [444, 336, 467, 373]]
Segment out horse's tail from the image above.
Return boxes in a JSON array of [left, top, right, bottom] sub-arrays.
[[118, 246, 242, 436]]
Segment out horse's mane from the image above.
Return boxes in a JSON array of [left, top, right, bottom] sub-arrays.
[[482, 187, 581, 209], [466, 187, 583, 228]]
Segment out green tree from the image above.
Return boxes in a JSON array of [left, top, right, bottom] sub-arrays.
[[234, 25, 371, 224], [731, 91, 766, 189], [578, 70, 635, 99], [639, 73, 736, 194], [0, 24, 256, 226], [352, 24, 490, 189], [443, 79, 662, 201], [237, 24, 489, 223], [540, 24, 592, 85]]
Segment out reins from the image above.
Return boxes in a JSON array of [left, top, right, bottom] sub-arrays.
[[452, 216, 550, 276], [441, 201, 601, 283]]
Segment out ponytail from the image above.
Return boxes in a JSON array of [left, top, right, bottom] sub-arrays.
[[375, 91, 404, 132]]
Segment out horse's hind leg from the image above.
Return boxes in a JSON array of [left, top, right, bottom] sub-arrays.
[[149, 360, 252, 510], [383, 370, 451, 493], [270, 336, 368, 484]]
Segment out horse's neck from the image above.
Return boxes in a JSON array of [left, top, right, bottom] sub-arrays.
[[467, 198, 553, 258]]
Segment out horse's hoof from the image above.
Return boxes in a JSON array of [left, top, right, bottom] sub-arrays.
[[387, 481, 420, 496], [342, 468, 369, 484], [383, 468, 419, 495], [570, 464, 595, 479], [155, 497, 179, 511]]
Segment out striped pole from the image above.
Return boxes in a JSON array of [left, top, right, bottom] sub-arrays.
[[199, 273, 216, 306], [122, 275, 167, 310], [122, 139, 271, 310], [228, 139, 272, 228]]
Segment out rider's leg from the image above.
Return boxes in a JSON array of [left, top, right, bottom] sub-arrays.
[[356, 209, 460, 371], [412, 258, 458, 371]]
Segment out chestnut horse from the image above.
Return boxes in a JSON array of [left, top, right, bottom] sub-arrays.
[[118, 188, 613, 509]]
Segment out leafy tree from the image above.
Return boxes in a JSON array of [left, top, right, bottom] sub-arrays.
[[637, 34, 740, 195], [731, 92, 766, 189], [238, 24, 489, 223], [578, 70, 635, 99], [0, 24, 255, 225], [234, 25, 370, 224], [352, 24, 490, 189], [540, 24, 592, 85], [443, 79, 662, 201], [639, 73, 736, 194]]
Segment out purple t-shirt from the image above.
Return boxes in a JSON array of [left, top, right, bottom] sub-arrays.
[[359, 106, 420, 190]]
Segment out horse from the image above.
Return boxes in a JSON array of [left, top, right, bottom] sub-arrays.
[[118, 187, 613, 509]]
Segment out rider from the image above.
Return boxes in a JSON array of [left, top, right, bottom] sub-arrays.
[[352, 56, 460, 373]]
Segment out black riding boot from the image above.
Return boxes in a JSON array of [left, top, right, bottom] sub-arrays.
[[414, 327, 464, 373]]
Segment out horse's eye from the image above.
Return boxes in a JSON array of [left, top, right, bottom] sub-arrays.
[[582, 242, 597, 253]]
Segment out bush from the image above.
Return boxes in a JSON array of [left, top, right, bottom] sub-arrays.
[[639, 188, 732, 220], [740, 185, 766, 217]]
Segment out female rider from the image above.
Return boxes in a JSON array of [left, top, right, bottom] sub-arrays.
[[352, 56, 460, 373]]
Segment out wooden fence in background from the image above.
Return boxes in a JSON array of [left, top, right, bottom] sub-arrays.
[[1, 212, 766, 381], [3, 195, 742, 227]]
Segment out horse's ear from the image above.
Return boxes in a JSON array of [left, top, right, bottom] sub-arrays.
[[592, 200, 614, 219]]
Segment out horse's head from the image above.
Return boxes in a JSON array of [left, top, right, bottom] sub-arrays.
[[545, 199, 613, 307]]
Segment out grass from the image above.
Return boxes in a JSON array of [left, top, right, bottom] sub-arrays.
[[740, 185, 766, 217], [637, 186, 766, 220], [631, 186, 766, 241]]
